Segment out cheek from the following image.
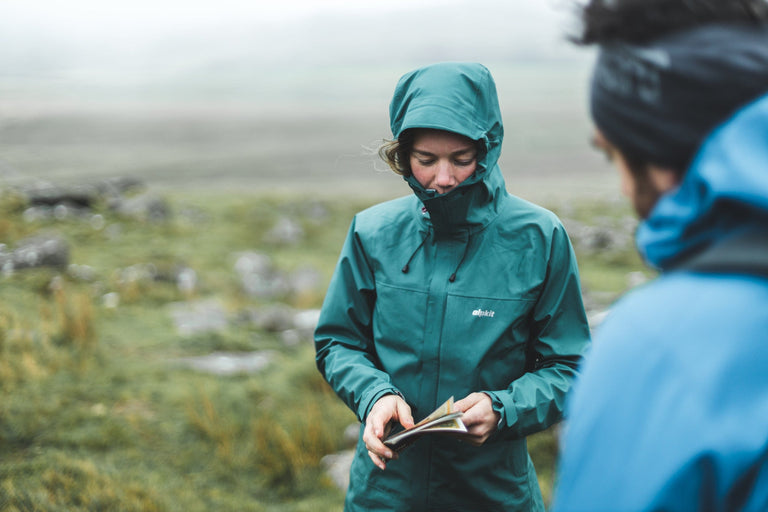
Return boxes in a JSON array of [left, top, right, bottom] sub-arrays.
[[457, 163, 477, 184], [616, 162, 634, 198], [410, 160, 432, 187]]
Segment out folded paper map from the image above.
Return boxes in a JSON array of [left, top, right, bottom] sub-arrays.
[[384, 396, 467, 452]]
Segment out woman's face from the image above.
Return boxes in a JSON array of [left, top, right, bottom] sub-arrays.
[[409, 129, 478, 195]]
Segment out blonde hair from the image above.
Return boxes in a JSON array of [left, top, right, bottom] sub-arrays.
[[378, 130, 416, 176]]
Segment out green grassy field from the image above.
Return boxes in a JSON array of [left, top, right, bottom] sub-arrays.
[[0, 184, 648, 511], [0, 57, 649, 510]]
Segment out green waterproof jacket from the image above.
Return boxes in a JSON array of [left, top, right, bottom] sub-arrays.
[[315, 62, 590, 511]]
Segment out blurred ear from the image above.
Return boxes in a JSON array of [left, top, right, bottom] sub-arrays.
[[647, 165, 682, 193]]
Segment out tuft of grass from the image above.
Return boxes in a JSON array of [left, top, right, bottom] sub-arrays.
[[0, 454, 165, 512], [49, 283, 97, 350]]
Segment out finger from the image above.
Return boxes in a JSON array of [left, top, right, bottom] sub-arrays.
[[454, 393, 480, 413], [367, 410, 389, 439], [364, 428, 395, 460], [396, 400, 415, 429], [368, 450, 387, 470], [453, 396, 469, 412]]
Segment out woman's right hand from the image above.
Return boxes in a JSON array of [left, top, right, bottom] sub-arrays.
[[363, 394, 414, 470]]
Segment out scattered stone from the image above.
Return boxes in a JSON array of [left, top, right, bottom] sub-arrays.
[[588, 309, 611, 331], [22, 204, 91, 223], [289, 266, 323, 298], [68, 263, 98, 282], [247, 304, 296, 332], [0, 244, 9, 269], [102, 292, 120, 309], [242, 306, 320, 335], [175, 350, 274, 376], [168, 298, 228, 336], [304, 201, 329, 222], [90, 214, 106, 231], [321, 450, 354, 492], [626, 271, 649, 289], [11, 234, 69, 271], [116, 263, 157, 285], [23, 183, 99, 209], [293, 309, 321, 333], [280, 329, 303, 346], [110, 193, 171, 223], [344, 423, 360, 446], [234, 252, 291, 300], [264, 216, 304, 246], [563, 217, 636, 255], [176, 267, 198, 295], [95, 177, 146, 198]]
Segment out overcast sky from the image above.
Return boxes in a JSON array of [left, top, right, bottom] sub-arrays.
[[0, 0, 590, 111]]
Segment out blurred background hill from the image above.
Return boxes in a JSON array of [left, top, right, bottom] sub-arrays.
[[0, 0, 614, 203]]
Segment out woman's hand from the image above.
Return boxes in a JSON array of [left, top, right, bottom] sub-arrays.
[[454, 392, 501, 446], [363, 394, 414, 470]]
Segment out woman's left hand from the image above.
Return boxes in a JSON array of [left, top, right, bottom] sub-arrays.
[[454, 392, 501, 446]]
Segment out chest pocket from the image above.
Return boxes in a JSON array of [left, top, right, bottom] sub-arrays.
[[439, 294, 534, 394]]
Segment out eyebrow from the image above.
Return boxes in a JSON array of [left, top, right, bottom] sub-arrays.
[[411, 147, 476, 157]]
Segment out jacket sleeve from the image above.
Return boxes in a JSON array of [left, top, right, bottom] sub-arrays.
[[486, 223, 591, 439], [314, 217, 402, 422]]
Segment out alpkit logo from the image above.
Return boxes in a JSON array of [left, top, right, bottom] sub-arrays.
[[472, 308, 495, 318]]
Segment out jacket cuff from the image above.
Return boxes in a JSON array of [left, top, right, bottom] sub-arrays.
[[483, 391, 506, 431]]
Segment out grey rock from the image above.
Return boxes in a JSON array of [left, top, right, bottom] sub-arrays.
[[175, 350, 274, 376], [168, 298, 228, 336], [587, 309, 611, 331], [264, 216, 304, 246], [293, 309, 321, 332], [321, 450, 354, 492], [562, 217, 635, 254], [23, 183, 99, 209], [11, 234, 69, 270], [289, 266, 323, 297], [344, 423, 361, 446], [95, 177, 146, 197], [248, 304, 296, 332], [68, 264, 98, 282], [176, 267, 197, 295], [234, 252, 291, 299], [102, 292, 120, 309], [626, 271, 649, 289], [111, 193, 171, 223]]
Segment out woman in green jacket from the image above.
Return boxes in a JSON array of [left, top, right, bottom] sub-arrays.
[[315, 62, 590, 511]]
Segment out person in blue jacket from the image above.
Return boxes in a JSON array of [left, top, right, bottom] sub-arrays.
[[553, 1, 768, 511], [315, 62, 590, 511]]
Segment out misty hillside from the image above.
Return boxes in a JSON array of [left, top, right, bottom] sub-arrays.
[[0, 0, 589, 106]]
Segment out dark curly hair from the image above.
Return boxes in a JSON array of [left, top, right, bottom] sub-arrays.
[[570, 0, 768, 45]]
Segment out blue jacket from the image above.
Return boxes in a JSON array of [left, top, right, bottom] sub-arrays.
[[553, 93, 768, 511]]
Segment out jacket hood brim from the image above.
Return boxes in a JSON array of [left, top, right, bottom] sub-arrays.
[[637, 92, 768, 269]]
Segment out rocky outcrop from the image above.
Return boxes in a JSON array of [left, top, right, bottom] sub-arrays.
[[0, 234, 70, 273]]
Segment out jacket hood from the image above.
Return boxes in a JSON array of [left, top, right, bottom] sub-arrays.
[[637, 92, 768, 269], [389, 62, 506, 231]]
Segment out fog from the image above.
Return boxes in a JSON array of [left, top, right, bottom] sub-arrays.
[[0, 0, 611, 201]]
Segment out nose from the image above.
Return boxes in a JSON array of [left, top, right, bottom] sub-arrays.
[[434, 161, 455, 191]]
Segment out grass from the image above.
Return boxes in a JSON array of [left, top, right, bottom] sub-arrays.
[[0, 187, 646, 510]]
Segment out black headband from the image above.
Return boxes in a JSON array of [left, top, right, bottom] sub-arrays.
[[591, 23, 768, 171]]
